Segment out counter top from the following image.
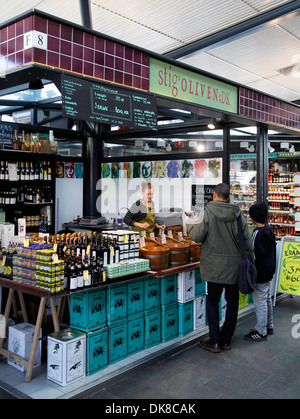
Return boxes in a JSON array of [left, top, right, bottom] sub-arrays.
[[151, 261, 200, 278]]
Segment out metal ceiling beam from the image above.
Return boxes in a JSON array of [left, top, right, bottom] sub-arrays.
[[165, 0, 300, 59], [79, 0, 93, 29]]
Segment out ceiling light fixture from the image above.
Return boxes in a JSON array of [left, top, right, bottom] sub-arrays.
[[207, 121, 216, 130]]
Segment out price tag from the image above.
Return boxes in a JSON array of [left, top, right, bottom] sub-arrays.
[[83, 270, 89, 280], [161, 234, 167, 245], [124, 234, 128, 244], [140, 237, 145, 248], [178, 232, 183, 241], [133, 234, 136, 243], [53, 243, 57, 252], [110, 246, 115, 257], [24, 239, 30, 247], [141, 231, 146, 237], [167, 230, 173, 238], [86, 245, 90, 255], [150, 232, 155, 240], [52, 254, 59, 263]]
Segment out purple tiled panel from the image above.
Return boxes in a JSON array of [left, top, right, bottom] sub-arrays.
[[0, 14, 150, 91], [239, 87, 300, 131]]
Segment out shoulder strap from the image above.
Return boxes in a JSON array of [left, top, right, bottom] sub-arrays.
[[237, 214, 247, 260]]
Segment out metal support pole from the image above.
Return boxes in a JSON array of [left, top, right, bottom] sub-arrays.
[[222, 126, 230, 185], [83, 136, 102, 216], [256, 123, 269, 204]]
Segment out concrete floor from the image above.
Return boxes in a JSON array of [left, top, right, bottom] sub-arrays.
[[0, 295, 299, 399], [76, 296, 300, 400]]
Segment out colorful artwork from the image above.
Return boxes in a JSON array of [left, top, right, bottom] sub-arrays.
[[195, 160, 208, 178], [122, 162, 132, 178], [154, 161, 167, 178], [133, 162, 141, 178], [167, 160, 180, 178], [111, 162, 121, 178], [56, 162, 64, 178], [208, 159, 222, 178], [64, 162, 75, 178], [102, 163, 110, 178], [180, 160, 193, 178], [142, 161, 153, 178], [75, 163, 83, 178]]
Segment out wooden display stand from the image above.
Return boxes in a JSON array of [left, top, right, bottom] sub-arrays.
[[0, 278, 62, 383]]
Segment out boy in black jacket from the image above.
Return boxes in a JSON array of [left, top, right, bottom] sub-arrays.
[[244, 202, 276, 341]]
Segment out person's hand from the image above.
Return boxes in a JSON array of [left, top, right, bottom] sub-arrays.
[[137, 222, 150, 229], [159, 224, 166, 230]]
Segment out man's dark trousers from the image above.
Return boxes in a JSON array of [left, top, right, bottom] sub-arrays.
[[206, 282, 239, 345]]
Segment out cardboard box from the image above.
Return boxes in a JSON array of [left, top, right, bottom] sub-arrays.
[[108, 320, 128, 364], [70, 288, 106, 332], [161, 274, 177, 307], [178, 301, 193, 336], [127, 280, 144, 316], [47, 329, 86, 386], [86, 327, 108, 375], [144, 277, 160, 312], [193, 295, 206, 329], [107, 284, 127, 324], [8, 322, 41, 372], [144, 309, 161, 348], [177, 270, 195, 303], [161, 304, 178, 342], [128, 314, 144, 355]]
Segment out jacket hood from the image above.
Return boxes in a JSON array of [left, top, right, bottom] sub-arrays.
[[206, 201, 240, 222]]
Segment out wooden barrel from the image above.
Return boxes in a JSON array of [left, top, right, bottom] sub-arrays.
[[154, 236, 189, 266], [172, 231, 201, 261], [139, 239, 170, 270]]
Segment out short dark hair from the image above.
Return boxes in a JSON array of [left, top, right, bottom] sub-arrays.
[[214, 183, 230, 201]]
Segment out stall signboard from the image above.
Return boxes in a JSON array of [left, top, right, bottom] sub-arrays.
[[274, 236, 300, 304], [191, 184, 214, 212], [61, 75, 157, 130], [149, 58, 238, 114]]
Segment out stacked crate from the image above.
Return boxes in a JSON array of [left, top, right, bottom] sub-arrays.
[[67, 267, 209, 378]]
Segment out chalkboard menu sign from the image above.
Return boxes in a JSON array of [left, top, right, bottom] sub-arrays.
[[0, 121, 18, 148], [61, 75, 157, 130], [0, 121, 18, 140], [191, 184, 214, 211]]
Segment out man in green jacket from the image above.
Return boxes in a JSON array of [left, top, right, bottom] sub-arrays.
[[188, 183, 254, 352]]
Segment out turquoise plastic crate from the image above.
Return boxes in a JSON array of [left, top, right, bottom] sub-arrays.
[[128, 280, 144, 316], [161, 304, 178, 342], [178, 301, 193, 336], [86, 327, 108, 375], [107, 283, 127, 324], [161, 274, 177, 307], [195, 268, 206, 296], [108, 320, 128, 364], [70, 288, 106, 332], [127, 315, 144, 355], [144, 309, 161, 348], [144, 277, 160, 312]]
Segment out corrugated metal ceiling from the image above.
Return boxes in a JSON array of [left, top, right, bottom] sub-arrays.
[[1, 0, 300, 103]]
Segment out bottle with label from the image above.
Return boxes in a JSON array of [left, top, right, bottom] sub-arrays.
[[97, 257, 106, 283], [101, 235, 109, 265], [91, 258, 99, 287], [67, 259, 78, 291], [83, 255, 91, 288], [76, 257, 84, 289]]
